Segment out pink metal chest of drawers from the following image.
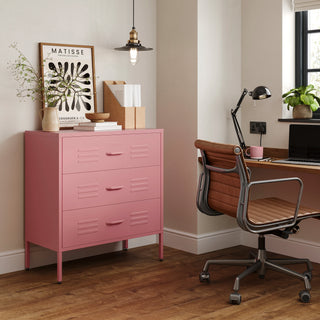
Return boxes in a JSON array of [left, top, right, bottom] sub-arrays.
[[24, 129, 163, 283]]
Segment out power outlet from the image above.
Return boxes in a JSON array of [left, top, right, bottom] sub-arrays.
[[250, 121, 266, 134]]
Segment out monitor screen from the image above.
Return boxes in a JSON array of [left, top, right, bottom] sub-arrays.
[[289, 124, 320, 160]]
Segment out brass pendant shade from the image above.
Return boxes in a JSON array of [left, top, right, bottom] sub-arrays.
[[114, 0, 153, 65], [115, 27, 153, 52]]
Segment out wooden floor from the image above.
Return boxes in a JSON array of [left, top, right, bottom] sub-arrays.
[[0, 245, 320, 319]]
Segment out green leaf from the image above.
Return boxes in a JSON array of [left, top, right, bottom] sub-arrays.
[[301, 94, 314, 105], [282, 88, 296, 98], [285, 95, 301, 107], [298, 86, 307, 94], [310, 102, 319, 111], [305, 84, 314, 93]]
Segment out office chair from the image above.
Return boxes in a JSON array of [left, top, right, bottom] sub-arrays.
[[195, 140, 320, 304]]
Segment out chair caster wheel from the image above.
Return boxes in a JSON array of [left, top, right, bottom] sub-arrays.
[[303, 271, 312, 281], [199, 271, 210, 283], [230, 292, 241, 305], [299, 290, 311, 303]]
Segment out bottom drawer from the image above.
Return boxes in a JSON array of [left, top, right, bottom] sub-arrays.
[[63, 199, 161, 248]]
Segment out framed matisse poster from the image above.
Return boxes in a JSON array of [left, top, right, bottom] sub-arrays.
[[39, 43, 97, 128]]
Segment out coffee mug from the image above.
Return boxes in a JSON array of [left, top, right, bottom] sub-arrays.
[[245, 146, 263, 159]]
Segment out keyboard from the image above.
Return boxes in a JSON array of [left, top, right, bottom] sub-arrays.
[[272, 158, 320, 166]]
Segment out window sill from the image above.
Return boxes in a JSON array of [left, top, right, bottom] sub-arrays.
[[278, 118, 320, 123]]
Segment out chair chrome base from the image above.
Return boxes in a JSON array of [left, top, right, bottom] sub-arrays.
[[199, 235, 312, 304]]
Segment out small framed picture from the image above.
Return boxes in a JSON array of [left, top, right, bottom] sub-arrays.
[[39, 43, 97, 128]]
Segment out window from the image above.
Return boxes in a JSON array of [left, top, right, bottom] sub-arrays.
[[296, 9, 320, 117]]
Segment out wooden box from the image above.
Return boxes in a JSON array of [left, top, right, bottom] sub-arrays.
[[103, 80, 145, 129]]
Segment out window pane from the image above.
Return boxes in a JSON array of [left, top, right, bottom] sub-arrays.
[[308, 33, 320, 69], [308, 72, 320, 95], [308, 9, 320, 30]]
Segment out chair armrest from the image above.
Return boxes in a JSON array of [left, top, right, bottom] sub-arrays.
[[239, 177, 304, 233]]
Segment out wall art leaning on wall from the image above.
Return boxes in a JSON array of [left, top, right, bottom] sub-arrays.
[[39, 43, 97, 128]]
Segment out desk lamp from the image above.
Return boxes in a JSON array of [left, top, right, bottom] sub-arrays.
[[231, 86, 271, 150]]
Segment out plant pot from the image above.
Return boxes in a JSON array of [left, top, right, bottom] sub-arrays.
[[42, 107, 59, 132], [292, 105, 312, 119]]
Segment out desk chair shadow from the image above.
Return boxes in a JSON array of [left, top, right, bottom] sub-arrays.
[[195, 140, 320, 305]]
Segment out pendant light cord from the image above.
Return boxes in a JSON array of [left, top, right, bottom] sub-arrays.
[[132, 0, 135, 28]]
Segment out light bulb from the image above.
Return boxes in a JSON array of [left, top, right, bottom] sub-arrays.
[[129, 48, 138, 66]]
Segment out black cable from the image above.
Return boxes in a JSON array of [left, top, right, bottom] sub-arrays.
[[133, 0, 135, 28]]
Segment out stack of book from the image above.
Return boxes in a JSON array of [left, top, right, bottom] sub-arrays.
[[73, 121, 122, 131]]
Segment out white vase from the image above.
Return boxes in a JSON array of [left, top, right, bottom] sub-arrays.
[[42, 107, 59, 132]]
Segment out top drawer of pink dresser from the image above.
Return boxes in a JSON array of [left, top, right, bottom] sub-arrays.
[[62, 133, 161, 173]]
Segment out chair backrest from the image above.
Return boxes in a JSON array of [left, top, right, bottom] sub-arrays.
[[195, 140, 250, 219]]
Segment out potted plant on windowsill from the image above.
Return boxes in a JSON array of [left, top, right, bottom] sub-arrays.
[[282, 84, 320, 119]]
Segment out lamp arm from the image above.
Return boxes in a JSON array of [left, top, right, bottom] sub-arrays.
[[232, 88, 248, 116], [231, 88, 248, 150], [231, 111, 247, 150]]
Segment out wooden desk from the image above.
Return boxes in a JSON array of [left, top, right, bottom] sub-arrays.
[[245, 147, 320, 176]]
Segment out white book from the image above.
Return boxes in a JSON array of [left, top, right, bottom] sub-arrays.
[[73, 125, 122, 131], [108, 84, 141, 107], [78, 121, 118, 127]]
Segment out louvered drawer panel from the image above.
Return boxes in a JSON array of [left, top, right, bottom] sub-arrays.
[[63, 199, 161, 248], [63, 166, 160, 210], [62, 133, 160, 173]]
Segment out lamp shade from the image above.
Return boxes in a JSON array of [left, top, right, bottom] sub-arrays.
[[250, 86, 272, 100], [114, 0, 153, 65], [114, 44, 153, 51], [114, 28, 153, 52]]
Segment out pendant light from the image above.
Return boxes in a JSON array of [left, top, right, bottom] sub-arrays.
[[114, 0, 153, 65]]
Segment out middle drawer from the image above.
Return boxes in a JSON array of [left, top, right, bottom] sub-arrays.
[[63, 166, 160, 210]]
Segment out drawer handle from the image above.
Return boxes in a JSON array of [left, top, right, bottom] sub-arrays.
[[105, 186, 123, 191], [106, 152, 123, 156], [106, 219, 125, 226]]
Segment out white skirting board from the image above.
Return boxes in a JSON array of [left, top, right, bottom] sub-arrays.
[[163, 227, 242, 254], [164, 228, 320, 264], [1, 230, 319, 276], [0, 235, 156, 276]]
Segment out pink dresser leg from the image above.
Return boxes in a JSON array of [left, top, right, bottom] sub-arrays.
[[57, 251, 63, 284], [25, 241, 30, 270], [159, 232, 163, 261], [122, 240, 128, 251]]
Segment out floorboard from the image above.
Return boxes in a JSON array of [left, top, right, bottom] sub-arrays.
[[0, 245, 319, 319]]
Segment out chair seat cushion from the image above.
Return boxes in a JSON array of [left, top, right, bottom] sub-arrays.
[[248, 197, 320, 225]]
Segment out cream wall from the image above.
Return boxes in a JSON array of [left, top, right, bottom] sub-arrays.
[[157, 0, 242, 246], [157, 0, 198, 234], [197, 0, 241, 234], [0, 0, 156, 265], [241, 0, 287, 149]]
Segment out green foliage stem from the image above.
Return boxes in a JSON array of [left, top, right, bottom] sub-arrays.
[[8, 43, 73, 108]]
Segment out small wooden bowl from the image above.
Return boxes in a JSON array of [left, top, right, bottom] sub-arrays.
[[85, 112, 110, 122]]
